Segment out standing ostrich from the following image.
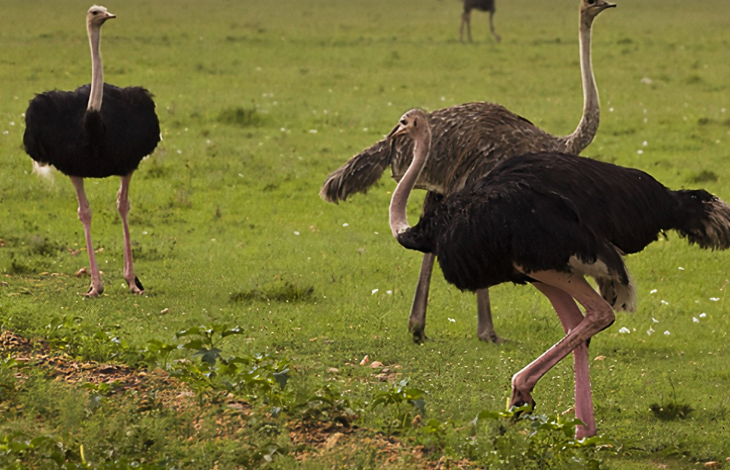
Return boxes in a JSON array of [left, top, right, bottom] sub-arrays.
[[23, 5, 160, 297], [461, 0, 500, 43], [321, 0, 614, 343], [388, 108, 730, 438]]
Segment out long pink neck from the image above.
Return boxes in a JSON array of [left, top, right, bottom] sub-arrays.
[[561, 13, 599, 154], [87, 23, 104, 111], [390, 129, 431, 238]]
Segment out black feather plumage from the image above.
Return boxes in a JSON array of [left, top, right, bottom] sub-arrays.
[[23, 83, 160, 178], [400, 152, 730, 296]]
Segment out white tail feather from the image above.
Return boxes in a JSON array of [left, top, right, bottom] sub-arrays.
[[32, 161, 54, 182]]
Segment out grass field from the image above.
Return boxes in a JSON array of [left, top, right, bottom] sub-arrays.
[[1, 0, 729, 468]]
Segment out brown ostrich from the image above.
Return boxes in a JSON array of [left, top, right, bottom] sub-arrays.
[[320, 0, 615, 344]]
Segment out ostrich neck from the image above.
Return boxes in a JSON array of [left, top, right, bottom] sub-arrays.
[[390, 131, 431, 238], [562, 16, 599, 154], [87, 24, 104, 112]]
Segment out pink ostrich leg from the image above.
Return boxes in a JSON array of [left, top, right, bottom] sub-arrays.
[[510, 270, 614, 439], [533, 281, 595, 439], [70, 176, 104, 297], [117, 173, 144, 294]]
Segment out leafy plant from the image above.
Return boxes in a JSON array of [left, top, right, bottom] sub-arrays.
[[371, 379, 426, 433], [470, 406, 616, 469], [294, 383, 359, 426]]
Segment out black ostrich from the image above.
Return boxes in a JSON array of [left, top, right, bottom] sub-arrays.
[[23, 5, 160, 297], [388, 109, 730, 438], [461, 0, 500, 43]]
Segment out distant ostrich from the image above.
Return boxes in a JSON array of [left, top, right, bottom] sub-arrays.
[[388, 108, 730, 438], [321, 0, 615, 343], [460, 0, 500, 43], [23, 5, 160, 297]]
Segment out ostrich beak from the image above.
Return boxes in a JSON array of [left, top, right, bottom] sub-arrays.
[[105, 11, 117, 19], [386, 123, 408, 154]]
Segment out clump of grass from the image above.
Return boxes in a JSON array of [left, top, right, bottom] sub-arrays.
[[687, 169, 719, 183], [649, 402, 694, 421], [217, 106, 264, 127], [230, 279, 315, 303]]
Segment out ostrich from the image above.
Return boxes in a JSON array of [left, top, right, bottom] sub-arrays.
[[388, 108, 730, 438], [23, 5, 160, 297], [460, 0, 500, 43], [321, 0, 615, 343]]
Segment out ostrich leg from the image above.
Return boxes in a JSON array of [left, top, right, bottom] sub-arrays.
[[70, 176, 104, 297], [510, 270, 614, 439], [117, 173, 144, 294], [460, 11, 473, 42], [532, 281, 594, 438], [488, 11, 501, 42], [409, 252, 435, 343], [476, 288, 505, 343]]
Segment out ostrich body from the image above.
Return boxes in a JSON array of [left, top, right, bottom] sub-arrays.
[[460, 0, 500, 43], [23, 5, 160, 297], [321, 0, 614, 343], [389, 108, 730, 438]]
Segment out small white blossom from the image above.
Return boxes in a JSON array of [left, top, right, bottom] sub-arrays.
[[647, 327, 655, 335], [710, 297, 720, 301], [371, 289, 379, 295], [699, 313, 707, 318], [448, 318, 456, 323], [618, 327, 631, 334], [663, 330, 671, 336], [693, 317, 700, 323], [650, 289, 657, 294], [652, 317, 660, 323]]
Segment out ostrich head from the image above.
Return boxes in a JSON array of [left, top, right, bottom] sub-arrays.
[[387, 109, 431, 143], [581, 0, 616, 24], [87, 5, 116, 28]]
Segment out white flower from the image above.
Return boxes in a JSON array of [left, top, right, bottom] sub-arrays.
[[371, 289, 379, 295], [663, 330, 671, 336], [386, 290, 392, 295], [660, 300, 669, 305], [699, 313, 707, 318], [293, 231, 300, 236], [448, 318, 456, 323], [650, 289, 657, 294], [342, 223, 349, 227], [618, 327, 631, 334], [637, 150, 644, 155], [652, 317, 660, 323], [647, 327, 655, 335], [693, 317, 700, 323], [678, 267, 684, 270], [710, 297, 720, 302], [309, 129, 318, 134]]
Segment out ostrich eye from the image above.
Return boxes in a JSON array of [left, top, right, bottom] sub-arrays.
[[400, 119, 407, 126], [92, 11, 98, 15], [587, 0, 595, 4]]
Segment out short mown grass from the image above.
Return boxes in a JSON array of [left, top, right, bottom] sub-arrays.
[[1, 0, 729, 469]]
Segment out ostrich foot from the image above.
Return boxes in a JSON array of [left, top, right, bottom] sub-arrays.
[[508, 387, 536, 416], [478, 331, 509, 344], [411, 330, 429, 344], [128, 276, 145, 295], [85, 284, 104, 298]]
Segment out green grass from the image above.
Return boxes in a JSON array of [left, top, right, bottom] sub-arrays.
[[1, 0, 729, 468]]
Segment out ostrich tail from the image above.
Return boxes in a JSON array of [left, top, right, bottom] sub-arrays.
[[32, 161, 54, 183], [319, 139, 392, 203], [673, 190, 730, 250]]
